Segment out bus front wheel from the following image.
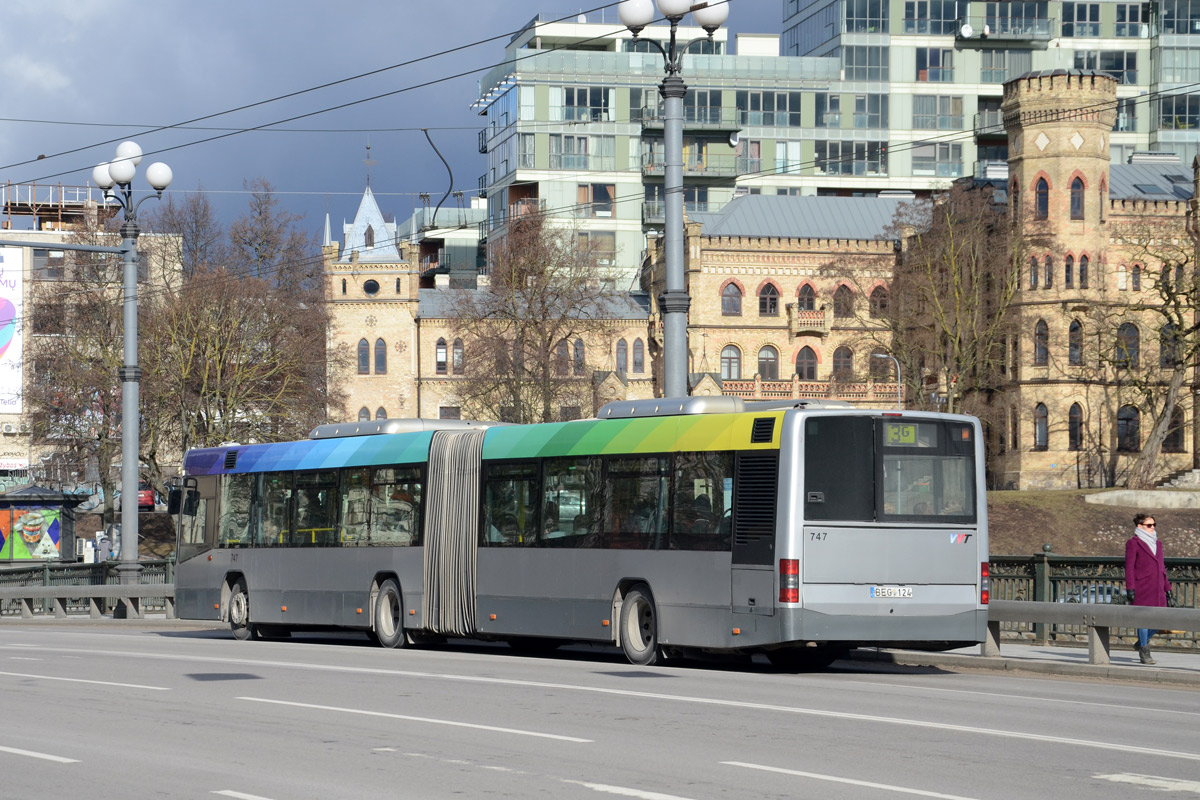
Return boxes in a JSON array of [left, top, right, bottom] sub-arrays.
[[228, 579, 253, 641], [373, 579, 406, 649], [620, 585, 662, 666]]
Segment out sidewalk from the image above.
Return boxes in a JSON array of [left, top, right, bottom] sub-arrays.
[[852, 641, 1200, 687]]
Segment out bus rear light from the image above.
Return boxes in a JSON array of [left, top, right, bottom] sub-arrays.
[[980, 562, 990, 605], [779, 559, 800, 603]]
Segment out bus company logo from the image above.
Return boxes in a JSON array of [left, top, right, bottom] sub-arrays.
[[949, 533, 972, 544]]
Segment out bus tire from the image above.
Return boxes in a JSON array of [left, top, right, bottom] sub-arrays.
[[620, 584, 662, 666], [373, 579, 406, 649], [229, 579, 253, 641]]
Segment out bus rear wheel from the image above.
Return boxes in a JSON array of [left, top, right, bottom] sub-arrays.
[[620, 585, 662, 666], [228, 579, 253, 641], [373, 579, 406, 649]]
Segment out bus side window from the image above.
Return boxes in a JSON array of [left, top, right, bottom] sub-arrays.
[[483, 461, 540, 547], [671, 451, 734, 551]]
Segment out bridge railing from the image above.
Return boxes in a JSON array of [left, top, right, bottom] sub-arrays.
[[0, 559, 174, 619]]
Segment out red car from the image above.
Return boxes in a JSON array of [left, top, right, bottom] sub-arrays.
[[137, 482, 156, 512]]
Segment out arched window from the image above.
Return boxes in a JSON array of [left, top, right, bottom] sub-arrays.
[[1165, 406, 1186, 453], [375, 338, 387, 374], [1068, 403, 1083, 451], [1064, 255, 1074, 289], [365, 224, 375, 249], [721, 283, 742, 316], [869, 350, 892, 379], [1034, 319, 1049, 365], [759, 284, 780, 316], [396, 277, 402, 293], [796, 346, 817, 380], [833, 285, 854, 318], [1079, 255, 1089, 289], [1161, 323, 1181, 367], [1030, 256, 1039, 290], [555, 341, 570, 376], [633, 339, 645, 373], [436, 337, 448, 375], [797, 284, 816, 311], [376, 407, 387, 420], [1035, 177, 1049, 219], [358, 407, 371, 422], [833, 346, 854, 379], [1118, 264, 1128, 291], [1068, 320, 1083, 366], [758, 345, 779, 380], [616, 339, 628, 374], [357, 339, 370, 374], [1034, 403, 1049, 450], [1070, 177, 1084, 219], [1010, 407, 1019, 450], [342, 278, 347, 295], [1132, 264, 1142, 291], [1011, 181, 1019, 214], [1176, 264, 1185, 290], [869, 286, 890, 318], [453, 339, 464, 374], [574, 339, 586, 376], [1043, 255, 1053, 289], [720, 346, 741, 380], [1116, 323, 1139, 369], [1116, 405, 1140, 451]]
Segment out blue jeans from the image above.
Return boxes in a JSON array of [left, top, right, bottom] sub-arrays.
[[1137, 628, 1157, 648]]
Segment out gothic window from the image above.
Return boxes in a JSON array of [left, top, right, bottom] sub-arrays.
[[342, 279, 347, 295], [1043, 255, 1053, 289], [758, 345, 779, 380], [396, 278, 402, 293], [1069, 320, 1083, 365], [722, 283, 742, 316], [436, 337, 448, 375], [376, 407, 387, 420], [1010, 406, 1019, 450], [555, 341, 570, 376], [453, 339, 464, 374], [617, 339, 628, 374], [1161, 323, 1181, 367], [1068, 403, 1083, 451], [833, 346, 854, 379], [1034, 319, 1049, 365], [1030, 256, 1039, 289], [1070, 177, 1084, 219], [869, 350, 892, 379], [1065, 255, 1074, 288], [1034, 403, 1048, 450], [721, 345, 741, 380], [1118, 264, 1128, 291], [798, 284, 816, 311], [1115, 322, 1139, 369], [375, 338, 387, 374], [796, 346, 817, 380], [1116, 405, 1140, 451], [357, 339, 370, 374], [633, 339, 645, 373], [1132, 264, 1142, 291], [1165, 406, 1186, 453], [1079, 255, 1089, 288], [574, 339, 586, 376], [759, 284, 780, 316], [869, 286, 890, 318], [358, 407, 371, 422], [1035, 177, 1049, 219], [833, 285, 854, 318], [365, 225, 375, 249]]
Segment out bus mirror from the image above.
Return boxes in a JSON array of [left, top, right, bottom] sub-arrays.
[[183, 489, 200, 516], [167, 488, 182, 515]]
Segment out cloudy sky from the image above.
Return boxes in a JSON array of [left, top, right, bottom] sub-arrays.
[[2, 1, 782, 239]]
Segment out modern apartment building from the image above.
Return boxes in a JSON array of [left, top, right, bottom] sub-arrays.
[[782, 0, 1196, 170]]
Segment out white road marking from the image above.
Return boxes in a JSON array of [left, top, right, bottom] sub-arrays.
[[563, 780, 699, 799], [372, 747, 397, 752], [9, 657, 41, 661], [0, 745, 79, 764], [213, 792, 277, 800], [1096, 773, 1200, 793], [239, 697, 592, 742], [724, 762, 981, 799], [0, 670, 169, 691]]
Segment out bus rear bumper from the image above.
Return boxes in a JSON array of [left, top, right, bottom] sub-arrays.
[[783, 606, 987, 646]]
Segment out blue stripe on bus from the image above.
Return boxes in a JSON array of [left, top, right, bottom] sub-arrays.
[[183, 431, 436, 475]]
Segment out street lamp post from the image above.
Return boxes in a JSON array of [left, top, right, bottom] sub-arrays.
[[620, 0, 729, 399], [91, 142, 172, 585], [872, 353, 902, 410]]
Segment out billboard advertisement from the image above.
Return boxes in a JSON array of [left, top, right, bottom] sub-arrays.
[[0, 246, 22, 414], [0, 506, 62, 560]]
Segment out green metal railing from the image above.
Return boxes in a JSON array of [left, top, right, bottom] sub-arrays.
[[0, 557, 174, 616]]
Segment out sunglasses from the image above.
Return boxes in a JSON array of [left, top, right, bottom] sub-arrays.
[[1143, 523, 1156, 528]]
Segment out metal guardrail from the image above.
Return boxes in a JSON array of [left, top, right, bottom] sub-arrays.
[[0, 584, 175, 620]]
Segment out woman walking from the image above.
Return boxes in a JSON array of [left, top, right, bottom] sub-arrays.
[[1125, 513, 1171, 665]]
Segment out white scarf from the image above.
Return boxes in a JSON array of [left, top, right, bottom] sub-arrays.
[[1134, 526, 1158, 554]]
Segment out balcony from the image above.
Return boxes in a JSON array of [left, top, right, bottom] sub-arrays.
[[721, 375, 905, 405], [640, 153, 747, 179], [916, 114, 966, 131], [639, 105, 741, 132], [956, 16, 1054, 42], [916, 68, 955, 82], [562, 105, 612, 123], [548, 155, 617, 171], [478, 128, 488, 154], [478, 174, 488, 198], [787, 304, 831, 337], [974, 108, 1005, 135], [509, 198, 545, 219], [642, 200, 722, 225]]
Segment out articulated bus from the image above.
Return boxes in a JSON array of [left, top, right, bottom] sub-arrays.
[[170, 397, 988, 667]]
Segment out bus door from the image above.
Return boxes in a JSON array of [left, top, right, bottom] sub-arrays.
[[731, 451, 779, 617]]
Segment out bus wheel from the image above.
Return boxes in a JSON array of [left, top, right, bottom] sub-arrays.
[[229, 579, 253, 641], [620, 584, 662, 666], [373, 579, 406, 649], [766, 645, 847, 671]]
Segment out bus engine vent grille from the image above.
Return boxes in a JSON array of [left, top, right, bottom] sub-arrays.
[[750, 417, 776, 443], [732, 451, 778, 565], [224, 450, 238, 470]]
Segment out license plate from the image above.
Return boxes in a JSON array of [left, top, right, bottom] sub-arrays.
[[870, 586, 913, 598]]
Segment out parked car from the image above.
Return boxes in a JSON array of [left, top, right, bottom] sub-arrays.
[[137, 482, 157, 512], [1057, 585, 1127, 604]]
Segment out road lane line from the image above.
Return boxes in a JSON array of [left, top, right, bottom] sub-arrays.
[[1096, 773, 1200, 793], [0, 745, 79, 764], [563, 781, 699, 799], [723, 762, 981, 799], [239, 697, 592, 742], [0, 670, 169, 691], [213, 791, 277, 800]]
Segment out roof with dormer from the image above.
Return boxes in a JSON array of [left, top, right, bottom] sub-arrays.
[[340, 186, 400, 263]]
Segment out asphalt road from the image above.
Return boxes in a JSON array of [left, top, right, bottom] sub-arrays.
[[1, 624, 1198, 800]]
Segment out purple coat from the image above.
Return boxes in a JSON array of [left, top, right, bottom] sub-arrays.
[[1125, 536, 1171, 607]]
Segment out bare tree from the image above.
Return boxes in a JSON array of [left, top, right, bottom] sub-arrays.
[[448, 212, 614, 423], [143, 188, 227, 280], [228, 178, 316, 290]]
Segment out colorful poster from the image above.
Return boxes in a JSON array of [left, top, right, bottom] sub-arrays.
[[0, 506, 61, 561], [0, 246, 22, 414]]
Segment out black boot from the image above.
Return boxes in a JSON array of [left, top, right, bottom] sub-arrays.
[[1139, 645, 1156, 665]]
